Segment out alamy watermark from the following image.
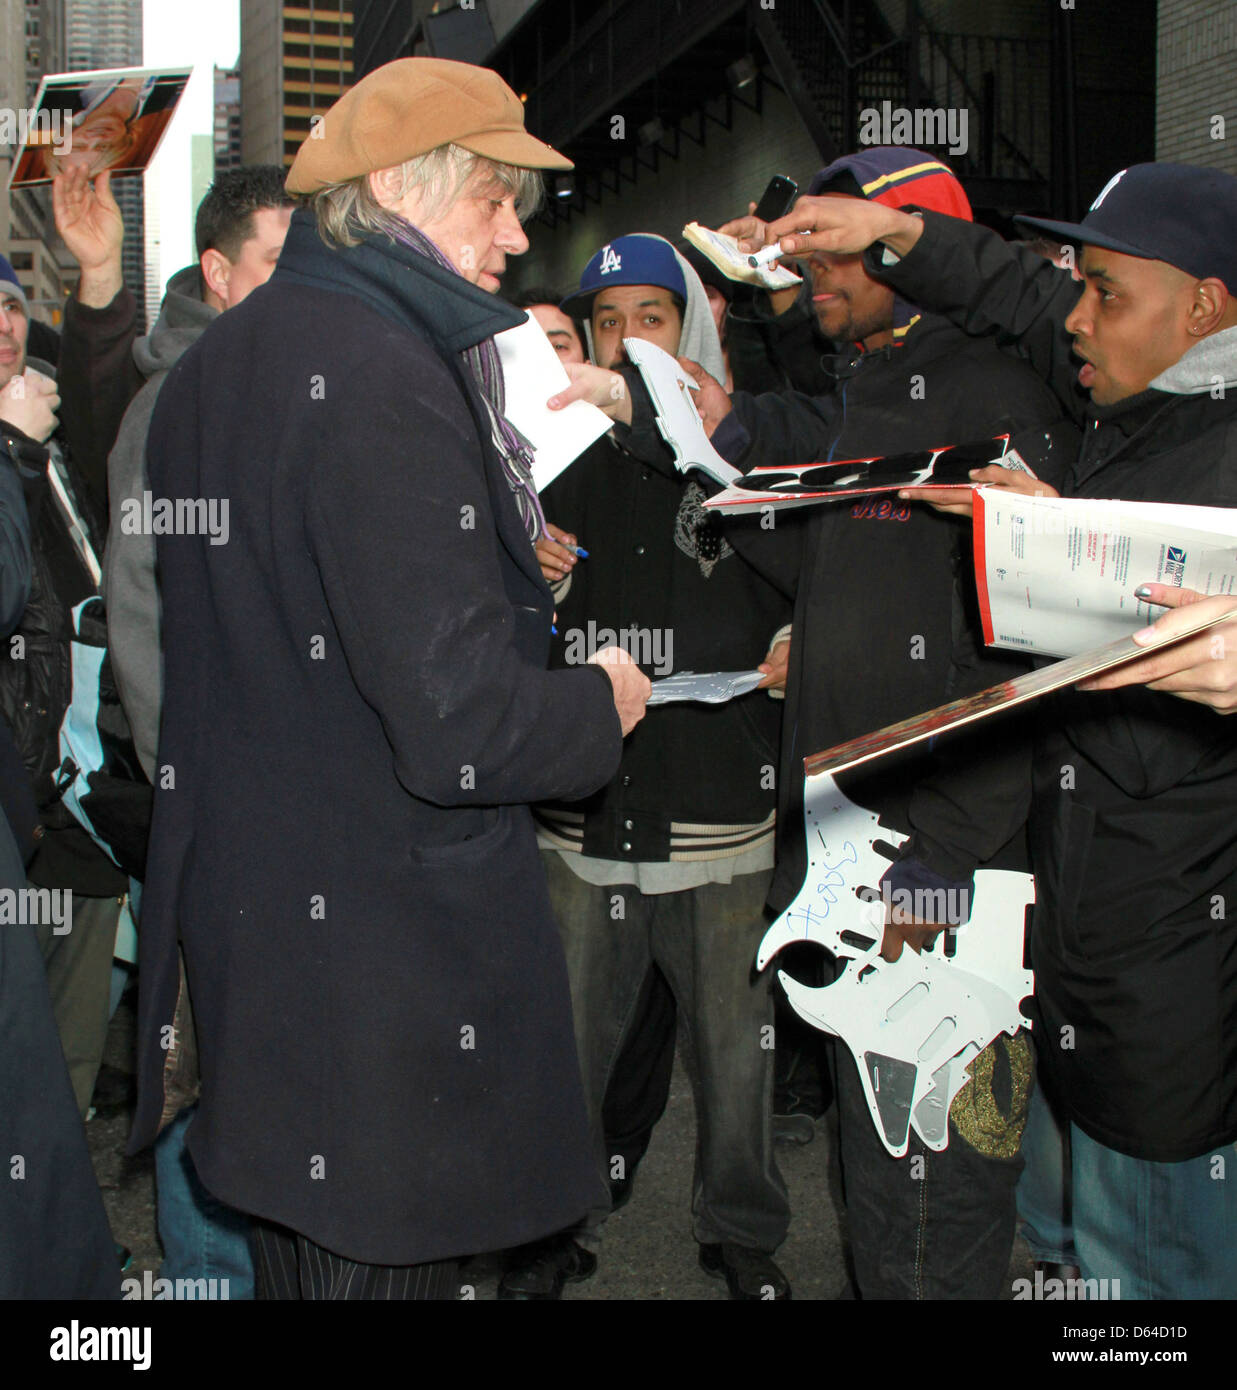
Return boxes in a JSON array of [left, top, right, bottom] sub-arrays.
[[858, 100, 969, 157], [0, 106, 72, 158], [854, 881, 970, 930], [1012, 1270, 1121, 1300], [118, 492, 230, 546], [562, 622, 673, 676], [49, 1322, 151, 1370], [0, 886, 71, 933], [122, 1270, 230, 1301]]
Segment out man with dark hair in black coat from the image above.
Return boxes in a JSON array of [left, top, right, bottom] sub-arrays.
[[504, 235, 793, 1302], [743, 159, 1237, 1298], [52, 161, 296, 515]]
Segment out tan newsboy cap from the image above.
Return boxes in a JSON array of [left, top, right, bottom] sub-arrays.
[[285, 57, 572, 193]]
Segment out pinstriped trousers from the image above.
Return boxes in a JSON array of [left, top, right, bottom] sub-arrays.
[[253, 1220, 460, 1300]]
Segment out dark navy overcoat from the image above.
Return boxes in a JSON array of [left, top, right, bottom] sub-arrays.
[[130, 212, 620, 1263]]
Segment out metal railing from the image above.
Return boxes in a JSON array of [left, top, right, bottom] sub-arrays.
[[915, 28, 1050, 182], [756, 0, 1050, 189]]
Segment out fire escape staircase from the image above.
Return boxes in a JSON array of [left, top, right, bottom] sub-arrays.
[[754, 0, 1051, 212]]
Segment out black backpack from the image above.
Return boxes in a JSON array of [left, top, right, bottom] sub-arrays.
[[55, 596, 153, 880]]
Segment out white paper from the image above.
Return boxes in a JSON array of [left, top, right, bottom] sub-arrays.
[[976, 490, 1237, 657], [646, 669, 766, 705], [492, 312, 612, 492], [622, 338, 743, 487]]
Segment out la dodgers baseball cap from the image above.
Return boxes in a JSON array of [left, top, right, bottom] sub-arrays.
[[560, 235, 688, 317]]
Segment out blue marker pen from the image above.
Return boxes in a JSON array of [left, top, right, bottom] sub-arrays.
[[561, 541, 589, 558]]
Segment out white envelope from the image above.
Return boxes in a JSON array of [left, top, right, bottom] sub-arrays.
[[492, 311, 613, 492]]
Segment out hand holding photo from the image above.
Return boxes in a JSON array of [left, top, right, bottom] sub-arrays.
[[7, 65, 192, 190], [621, 337, 742, 487]]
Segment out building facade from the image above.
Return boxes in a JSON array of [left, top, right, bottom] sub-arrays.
[[1, 0, 69, 324], [214, 64, 242, 174], [341, 1, 1171, 295], [65, 0, 137, 68], [1, 0, 30, 284], [1157, 0, 1237, 172], [240, 0, 354, 171], [64, 0, 146, 321], [25, 0, 65, 85]]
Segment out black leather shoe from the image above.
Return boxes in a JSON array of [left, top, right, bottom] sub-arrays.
[[498, 1236, 597, 1300], [773, 1112, 816, 1145], [699, 1242, 791, 1300]]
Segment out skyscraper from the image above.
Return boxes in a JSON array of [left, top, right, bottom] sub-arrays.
[[241, 0, 353, 170], [25, 0, 66, 83], [2, 0, 31, 251], [65, 0, 139, 70], [214, 64, 242, 174], [1, 1, 69, 323], [64, 0, 146, 321]]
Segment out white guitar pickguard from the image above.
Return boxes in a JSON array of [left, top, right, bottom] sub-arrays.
[[913, 1044, 979, 1150], [622, 337, 743, 488], [759, 771, 1034, 1156]]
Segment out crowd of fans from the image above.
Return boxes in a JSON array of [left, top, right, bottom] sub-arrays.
[[1, 55, 1234, 1302]]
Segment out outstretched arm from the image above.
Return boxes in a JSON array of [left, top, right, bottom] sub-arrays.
[[54, 168, 142, 524], [737, 196, 1086, 419]]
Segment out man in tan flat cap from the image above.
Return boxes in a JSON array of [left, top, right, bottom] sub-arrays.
[[129, 57, 650, 1300]]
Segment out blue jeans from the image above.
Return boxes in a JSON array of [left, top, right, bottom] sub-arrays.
[[1017, 1078, 1076, 1266], [154, 1106, 255, 1299], [130, 880, 255, 1299], [836, 1032, 1027, 1299], [1072, 1124, 1237, 1299]]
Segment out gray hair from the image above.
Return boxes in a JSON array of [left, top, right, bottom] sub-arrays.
[[310, 143, 544, 248]]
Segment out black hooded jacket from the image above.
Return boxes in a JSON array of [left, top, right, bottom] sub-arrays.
[[702, 313, 1065, 914], [0, 376, 126, 896], [871, 211, 1237, 1161], [0, 451, 36, 859]]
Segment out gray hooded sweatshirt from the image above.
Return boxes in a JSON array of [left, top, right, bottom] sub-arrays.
[[581, 234, 727, 382], [103, 266, 217, 779], [1148, 321, 1237, 394]]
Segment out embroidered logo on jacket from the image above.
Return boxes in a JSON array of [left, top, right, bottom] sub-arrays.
[[851, 498, 912, 522], [675, 481, 734, 577]]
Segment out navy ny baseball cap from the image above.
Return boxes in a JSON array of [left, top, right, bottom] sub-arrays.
[[561, 234, 687, 317], [1015, 162, 1237, 291]]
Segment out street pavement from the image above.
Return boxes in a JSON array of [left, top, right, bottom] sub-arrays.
[[90, 986, 1032, 1300]]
